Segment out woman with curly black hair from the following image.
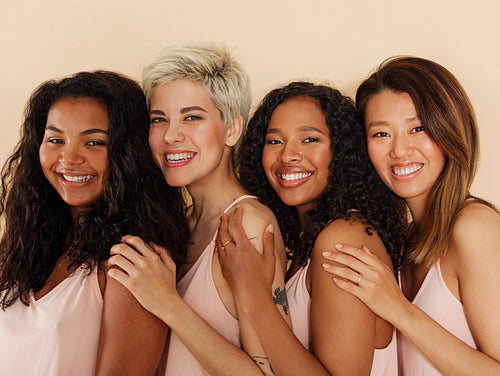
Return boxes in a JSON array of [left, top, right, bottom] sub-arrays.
[[0, 71, 189, 375], [217, 81, 405, 375]]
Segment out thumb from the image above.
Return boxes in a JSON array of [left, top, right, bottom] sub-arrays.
[[262, 224, 275, 260]]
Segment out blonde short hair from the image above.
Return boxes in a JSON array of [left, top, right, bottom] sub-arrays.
[[142, 41, 251, 129]]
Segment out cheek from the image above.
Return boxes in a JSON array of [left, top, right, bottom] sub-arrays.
[[261, 149, 276, 184], [148, 129, 162, 153], [38, 146, 53, 176], [367, 144, 384, 171], [261, 148, 272, 172], [99, 153, 109, 178]]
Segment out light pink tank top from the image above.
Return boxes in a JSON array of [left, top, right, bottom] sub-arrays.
[[398, 260, 476, 375], [162, 195, 257, 376], [0, 266, 103, 376], [286, 261, 398, 376]]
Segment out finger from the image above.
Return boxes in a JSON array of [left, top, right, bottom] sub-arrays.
[[107, 267, 131, 289], [262, 224, 275, 260], [151, 243, 175, 269], [321, 249, 368, 276], [216, 213, 232, 255], [110, 243, 145, 265], [332, 276, 363, 298], [228, 205, 249, 245], [322, 262, 363, 285], [107, 254, 136, 275], [334, 243, 378, 264], [120, 235, 156, 258]]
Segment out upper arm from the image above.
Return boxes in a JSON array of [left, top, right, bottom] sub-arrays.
[[453, 204, 500, 361], [238, 201, 289, 316], [234, 201, 291, 371], [96, 274, 168, 376], [309, 218, 391, 375]]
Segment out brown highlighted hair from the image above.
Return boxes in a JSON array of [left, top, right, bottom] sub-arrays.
[[356, 56, 496, 267]]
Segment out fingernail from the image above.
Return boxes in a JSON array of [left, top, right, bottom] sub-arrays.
[[267, 224, 274, 234], [322, 251, 331, 257], [335, 244, 342, 249], [322, 263, 330, 269]]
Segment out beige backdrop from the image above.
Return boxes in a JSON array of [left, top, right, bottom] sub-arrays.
[[1, 0, 499, 206]]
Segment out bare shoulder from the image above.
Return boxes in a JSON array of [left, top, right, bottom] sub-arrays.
[[227, 197, 284, 255], [314, 216, 390, 266], [232, 197, 277, 223], [227, 198, 279, 234], [451, 202, 500, 262]]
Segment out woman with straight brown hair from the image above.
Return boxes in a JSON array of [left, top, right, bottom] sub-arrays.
[[322, 56, 500, 375]]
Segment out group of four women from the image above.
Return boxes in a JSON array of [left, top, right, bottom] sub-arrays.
[[0, 42, 498, 375]]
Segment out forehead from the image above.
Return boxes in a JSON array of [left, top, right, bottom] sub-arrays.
[[366, 91, 417, 118], [150, 79, 214, 108], [46, 97, 109, 131], [269, 97, 326, 129]]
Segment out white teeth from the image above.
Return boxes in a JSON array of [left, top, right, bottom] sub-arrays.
[[392, 164, 423, 176], [166, 153, 194, 163], [62, 174, 95, 182], [280, 172, 312, 181]]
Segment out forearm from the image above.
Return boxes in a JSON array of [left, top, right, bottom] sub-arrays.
[[396, 301, 500, 375], [244, 296, 330, 376], [161, 297, 263, 376]]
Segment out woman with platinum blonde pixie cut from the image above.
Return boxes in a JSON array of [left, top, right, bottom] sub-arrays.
[[142, 42, 252, 162], [108, 42, 290, 376], [321, 56, 500, 375]]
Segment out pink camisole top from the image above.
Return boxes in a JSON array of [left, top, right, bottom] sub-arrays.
[[161, 195, 257, 376], [398, 259, 476, 375], [0, 266, 103, 376], [286, 261, 398, 376]]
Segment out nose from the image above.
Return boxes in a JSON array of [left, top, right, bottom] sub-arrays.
[[59, 143, 84, 165], [163, 122, 185, 144], [391, 133, 413, 159], [277, 141, 302, 163]]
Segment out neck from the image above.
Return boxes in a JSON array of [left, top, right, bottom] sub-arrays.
[[187, 164, 246, 228], [406, 195, 428, 227]]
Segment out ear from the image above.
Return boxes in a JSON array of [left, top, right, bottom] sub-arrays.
[[225, 115, 243, 147]]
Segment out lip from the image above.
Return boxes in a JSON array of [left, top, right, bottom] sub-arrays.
[[390, 163, 423, 179], [163, 150, 196, 168], [274, 167, 314, 188], [57, 172, 98, 185]]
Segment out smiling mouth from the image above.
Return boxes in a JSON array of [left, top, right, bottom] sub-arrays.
[[391, 164, 423, 176], [165, 152, 195, 164], [61, 174, 96, 183], [279, 172, 313, 181]]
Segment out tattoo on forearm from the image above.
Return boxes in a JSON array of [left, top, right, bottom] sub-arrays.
[[252, 356, 274, 375], [273, 287, 289, 316]]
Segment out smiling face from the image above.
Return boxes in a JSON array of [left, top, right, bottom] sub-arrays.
[[39, 97, 109, 219], [262, 97, 332, 217], [148, 79, 236, 189], [365, 90, 446, 209]]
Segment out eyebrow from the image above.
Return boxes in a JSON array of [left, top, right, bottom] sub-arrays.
[[366, 116, 420, 129], [149, 110, 165, 116], [180, 106, 207, 114], [45, 126, 109, 136], [149, 106, 207, 116], [266, 125, 327, 134]]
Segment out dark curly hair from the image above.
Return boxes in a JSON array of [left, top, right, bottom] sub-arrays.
[[238, 81, 405, 269], [0, 71, 189, 309]]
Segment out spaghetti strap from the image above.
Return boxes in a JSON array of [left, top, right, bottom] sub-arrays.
[[222, 195, 258, 214]]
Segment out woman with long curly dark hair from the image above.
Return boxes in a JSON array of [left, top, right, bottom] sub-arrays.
[[217, 81, 405, 375], [0, 71, 188, 375]]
